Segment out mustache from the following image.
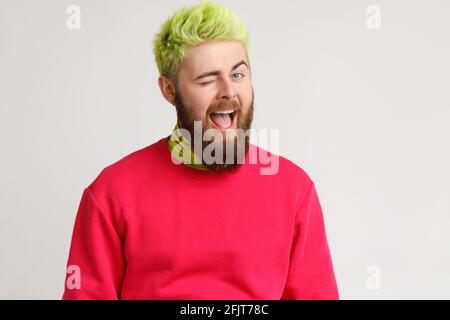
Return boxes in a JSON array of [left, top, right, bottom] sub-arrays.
[[207, 100, 241, 114]]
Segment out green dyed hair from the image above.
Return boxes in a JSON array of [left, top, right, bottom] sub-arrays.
[[152, 0, 250, 84]]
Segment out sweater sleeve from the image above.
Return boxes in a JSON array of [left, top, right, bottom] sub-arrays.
[[62, 187, 125, 300], [281, 181, 339, 300]]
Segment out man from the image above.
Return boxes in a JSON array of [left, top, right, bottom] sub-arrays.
[[62, 0, 339, 300]]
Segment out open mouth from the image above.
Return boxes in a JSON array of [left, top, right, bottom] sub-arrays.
[[209, 110, 237, 130]]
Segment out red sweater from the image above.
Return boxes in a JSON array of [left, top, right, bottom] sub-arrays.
[[62, 136, 339, 299]]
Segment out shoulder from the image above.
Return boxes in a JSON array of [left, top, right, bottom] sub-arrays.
[[250, 143, 313, 185], [249, 143, 317, 211], [86, 137, 166, 198]]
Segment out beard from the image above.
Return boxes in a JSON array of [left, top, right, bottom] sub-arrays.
[[173, 87, 254, 172]]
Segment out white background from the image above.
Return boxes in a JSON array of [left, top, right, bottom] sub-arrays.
[[1, 0, 449, 299]]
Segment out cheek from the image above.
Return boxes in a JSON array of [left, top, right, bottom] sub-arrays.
[[239, 87, 253, 111], [183, 87, 213, 118]]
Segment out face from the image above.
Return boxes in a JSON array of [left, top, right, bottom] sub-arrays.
[[167, 40, 254, 171]]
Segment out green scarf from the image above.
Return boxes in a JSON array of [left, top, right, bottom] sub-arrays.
[[167, 121, 209, 171]]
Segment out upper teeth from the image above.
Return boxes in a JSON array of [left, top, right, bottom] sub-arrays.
[[214, 110, 234, 114]]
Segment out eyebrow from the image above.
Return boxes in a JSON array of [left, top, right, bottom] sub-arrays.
[[194, 60, 248, 81]]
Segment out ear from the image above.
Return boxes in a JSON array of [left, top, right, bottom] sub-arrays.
[[158, 75, 176, 105]]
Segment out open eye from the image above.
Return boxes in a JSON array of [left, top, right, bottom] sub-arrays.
[[232, 72, 244, 80]]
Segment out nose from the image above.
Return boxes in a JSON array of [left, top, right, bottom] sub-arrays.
[[216, 76, 237, 101]]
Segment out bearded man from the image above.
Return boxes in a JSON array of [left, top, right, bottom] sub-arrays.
[[62, 0, 339, 300]]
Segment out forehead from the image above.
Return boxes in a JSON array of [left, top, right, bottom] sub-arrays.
[[180, 40, 248, 74]]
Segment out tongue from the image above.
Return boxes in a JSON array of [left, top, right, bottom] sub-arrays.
[[210, 113, 232, 129]]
